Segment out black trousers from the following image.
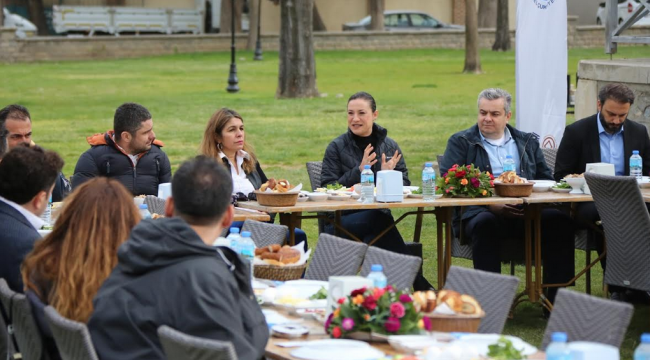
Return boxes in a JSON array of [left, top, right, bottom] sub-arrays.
[[464, 208, 575, 303]]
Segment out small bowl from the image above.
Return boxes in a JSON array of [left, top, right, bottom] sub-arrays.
[[328, 194, 352, 201], [307, 192, 329, 202], [353, 183, 362, 194], [563, 177, 586, 194], [532, 180, 556, 192]]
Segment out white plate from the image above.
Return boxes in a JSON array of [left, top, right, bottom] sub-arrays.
[[290, 339, 384, 360], [277, 280, 328, 299], [532, 180, 556, 192], [307, 193, 329, 201], [388, 335, 439, 354], [452, 334, 537, 356], [297, 196, 309, 202], [404, 186, 420, 192], [551, 187, 571, 193], [37, 229, 52, 236]]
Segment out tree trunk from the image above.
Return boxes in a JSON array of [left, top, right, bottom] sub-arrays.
[[0, 0, 4, 30], [369, 0, 384, 31], [312, 3, 326, 31], [276, 0, 319, 98], [246, 0, 260, 49], [27, 0, 47, 36], [463, 0, 482, 73], [106, 0, 126, 5], [220, 0, 243, 33], [477, 0, 497, 28], [492, 0, 511, 51]]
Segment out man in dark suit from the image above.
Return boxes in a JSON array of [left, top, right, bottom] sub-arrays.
[[555, 83, 650, 300], [0, 146, 64, 292]]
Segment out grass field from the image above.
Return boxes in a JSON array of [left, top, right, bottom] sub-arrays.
[[2, 46, 649, 358]]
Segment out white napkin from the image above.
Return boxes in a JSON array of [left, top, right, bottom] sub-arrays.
[[263, 183, 303, 193]]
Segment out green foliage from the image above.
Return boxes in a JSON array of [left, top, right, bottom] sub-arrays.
[[487, 336, 526, 360]]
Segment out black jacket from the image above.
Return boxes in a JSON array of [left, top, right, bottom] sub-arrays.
[[554, 114, 650, 181], [72, 131, 172, 196], [0, 200, 41, 292], [321, 123, 410, 187], [440, 124, 552, 242], [88, 218, 268, 360]]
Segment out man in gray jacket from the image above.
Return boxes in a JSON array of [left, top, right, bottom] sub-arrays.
[[89, 156, 268, 360]]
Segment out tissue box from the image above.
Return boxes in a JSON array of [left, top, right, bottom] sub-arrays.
[[583, 163, 615, 195], [376, 170, 404, 202], [327, 276, 373, 316]]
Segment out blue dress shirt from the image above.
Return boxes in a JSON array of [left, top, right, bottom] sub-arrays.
[[479, 127, 521, 176], [597, 112, 625, 176]]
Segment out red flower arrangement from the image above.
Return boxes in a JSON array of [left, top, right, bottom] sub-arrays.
[[325, 286, 430, 338], [436, 163, 494, 198]]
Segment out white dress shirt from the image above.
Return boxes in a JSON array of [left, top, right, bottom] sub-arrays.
[[220, 150, 256, 195]]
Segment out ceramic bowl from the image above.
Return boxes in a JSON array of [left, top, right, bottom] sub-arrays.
[[563, 177, 586, 194]]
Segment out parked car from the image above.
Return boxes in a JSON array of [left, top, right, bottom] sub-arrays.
[[2, 7, 37, 38], [343, 10, 463, 31], [596, 0, 650, 25]]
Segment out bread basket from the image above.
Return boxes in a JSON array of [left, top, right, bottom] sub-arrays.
[[254, 190, 298, 207], [494, 181, 534, 197], [254, 263, 306, 281], [425, 312, 485, 333]]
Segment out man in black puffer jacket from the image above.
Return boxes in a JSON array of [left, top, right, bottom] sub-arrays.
[[72, 103, 171, 196]]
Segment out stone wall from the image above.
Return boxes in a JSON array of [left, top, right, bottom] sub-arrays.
[[1, 20, 648, 63]]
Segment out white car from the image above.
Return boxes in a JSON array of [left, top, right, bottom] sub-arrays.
[[596, 0, 650, 25], [3, 7, 37, 38]]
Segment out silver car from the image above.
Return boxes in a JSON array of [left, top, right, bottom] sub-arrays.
[[343, 10, 463, 31]]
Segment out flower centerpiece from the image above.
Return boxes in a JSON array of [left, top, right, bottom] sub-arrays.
[[325, 286, 431, 339], [436, 163, 494, 198]]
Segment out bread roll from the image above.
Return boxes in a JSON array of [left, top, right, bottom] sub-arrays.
[[277, 247, 300, 264], [438, 290, 463, 313], [460, 294, 482, 315], [412, 290, 437, 313]]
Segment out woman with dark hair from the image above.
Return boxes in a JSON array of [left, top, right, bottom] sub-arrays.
[[21, 177, 140, 359], [200, 108, 308, 245], [321, 91, 433, 290]]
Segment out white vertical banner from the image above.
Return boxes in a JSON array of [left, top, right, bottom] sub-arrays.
[[515, 0, 567, 149]]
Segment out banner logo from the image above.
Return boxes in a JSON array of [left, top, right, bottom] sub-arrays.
[[533, 0, 555, 10], [542, 135, 556, 149]]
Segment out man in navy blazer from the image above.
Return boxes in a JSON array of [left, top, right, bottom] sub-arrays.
[[555, 83, 650, 300], [0, 146, 64, 292]]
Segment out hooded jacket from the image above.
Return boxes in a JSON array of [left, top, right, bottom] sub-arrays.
[[88, 218, 268, 360], [321, 123, 410, 187], [440, 124, 552, 243], [72, 131, 172, 196]]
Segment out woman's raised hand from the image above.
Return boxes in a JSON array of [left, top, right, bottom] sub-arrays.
[[381, 150, 402, 171], [358, 144, 378, 172]]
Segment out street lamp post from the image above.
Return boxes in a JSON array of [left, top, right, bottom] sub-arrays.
[[226, 0, 240, 93], [253, 0, 263, 61]]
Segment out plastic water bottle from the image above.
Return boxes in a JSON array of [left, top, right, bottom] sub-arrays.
[[630, 150, 643, 180], [634, 333, 650, 360], [40, 194, 52, 226], [226, 227, 241, 249], [422, 162, 436, 201], [367, 264, 388, 288], [237, 231, 256, 280], [138, 204, 152, 219], [360, 165, 375, 204], [503, 155, 516, 173], [546, 332, 572, 360]]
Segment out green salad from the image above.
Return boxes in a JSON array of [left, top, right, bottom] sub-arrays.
[[326, 182, 344, 190], [309, 287, 328, 300], [487, 336, 526, 359], [412, 188, 423, 195], [553, 181, 572, 189]]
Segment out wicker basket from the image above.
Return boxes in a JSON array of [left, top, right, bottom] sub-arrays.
[[254, 263, 306, 281], [494, 182, 534, 197], [425, 312, 484, 333], [254, 191, 299, 207]]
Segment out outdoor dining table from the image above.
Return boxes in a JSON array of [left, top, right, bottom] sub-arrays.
[[233, 207, 271, 222], [264, 306, 546, 360], [237, 197, 522, 289]]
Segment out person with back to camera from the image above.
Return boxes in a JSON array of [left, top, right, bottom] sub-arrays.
[[21, 178, 140, 360], [320, 91, 433, 291], [200, 107, 308, 247]]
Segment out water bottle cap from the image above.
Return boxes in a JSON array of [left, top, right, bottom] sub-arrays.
[[240, 231, 251, 237], [364, 165, 371, 169], [229, 227, 240, 233], [633, 150, 640, 155], [370, 264, 383, 272], [506, 155, 513, 159], [641, 333, 650, 343], [139, 204, 148, 209], [551, 332, 567, 342], [425, 162, 432, 167]]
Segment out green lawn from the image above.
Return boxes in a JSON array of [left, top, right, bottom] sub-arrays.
[[2, 46, 649, 359]]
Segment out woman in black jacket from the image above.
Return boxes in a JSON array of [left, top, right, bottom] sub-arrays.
[[200, 108, 308, 245], [321, 92, 432, 290]]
